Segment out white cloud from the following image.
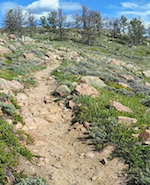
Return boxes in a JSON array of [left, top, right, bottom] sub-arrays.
[[121, 2, 138, 9], [0, 0, 81, 23], [25, 0, 81, 14], [26, 0, 59, 13], [24, 0, 81, 23], [33, 11, 49, 20], [60, 1, 81, 11], [120, 10, 150, 16], [118, 2, 150, 27]]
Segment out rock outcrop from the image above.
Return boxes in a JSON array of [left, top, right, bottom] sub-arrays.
[[79, 76, 107, 88]]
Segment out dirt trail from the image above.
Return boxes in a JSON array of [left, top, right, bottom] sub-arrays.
[[16, 61, 126, 185]]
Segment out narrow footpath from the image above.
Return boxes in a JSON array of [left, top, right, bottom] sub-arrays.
[[16, 61, 126, 185]]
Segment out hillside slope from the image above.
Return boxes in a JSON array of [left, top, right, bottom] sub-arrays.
[[0, 34, 150, 184]]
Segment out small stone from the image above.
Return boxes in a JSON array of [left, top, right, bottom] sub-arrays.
[[79, 153, 85, 159], [125, 75, 134, 80], [44, 96, 51, 104], [110, 101, 133, 113], [75, 83, 99, 97], [91, 176, 98, 181], [52, 162, 63, 169], [132, 134, 140, 138], [81, 127, 88, 133], [8, 34, 17, 40], [15, 123, 23, 129], [45, 158, 49, 164], [144, 141, 150, 145], [22, 125, 28, 131], [79, 76, 107, 88], [85, 151, 95, 158], [139, 130, 150, 140], [72, 82, 78, 87], [17, 93, 28, 101], [35, 141, 47, 146], [0, 78, 24, 92], [76, 124, 84, 131], [134, 127, 139, 131], [145, 82, 150, 87], [109, 59, 120, 66], [67, 100, 75, 109], [117, 116, 137, 125], [69, 122, 80, 131], [8, 45, 16, 52], [44, 115, 52, 122], [100, 158, 108, 165], [55, 85, 71, 97], [49, 173, 56, 180], [143, 70, 150, 78], [83, 122, 90, 130], [23, 52, 34, 60], [118, 82, 128, 88]]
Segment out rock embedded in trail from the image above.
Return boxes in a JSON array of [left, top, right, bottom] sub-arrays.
[[69, 122, 80, 131], [67, 100, 75, 109], [83, 122, 90, 130], [43, 96, 51, 104], [85, 151, 95, 158], [16, 93, 28, 101], [55, 85, 71, 97]]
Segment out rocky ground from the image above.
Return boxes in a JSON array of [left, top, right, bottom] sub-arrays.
[[15, 59, 127, 185], [2, 33, 150, 184]]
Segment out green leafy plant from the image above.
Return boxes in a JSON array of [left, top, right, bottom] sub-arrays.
[[16, 176, 48, 185], [0, 118, 33, 184], [0, 102, 16, 116], [12, 112, 24, 125]]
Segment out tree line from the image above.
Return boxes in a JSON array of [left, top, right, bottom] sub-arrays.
[[3, 5, 149, 46]]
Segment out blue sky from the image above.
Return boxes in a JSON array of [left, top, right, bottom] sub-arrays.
[[0, 0, 150, 27]]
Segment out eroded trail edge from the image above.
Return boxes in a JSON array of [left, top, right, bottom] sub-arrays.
[[16, 62, 126, 185]]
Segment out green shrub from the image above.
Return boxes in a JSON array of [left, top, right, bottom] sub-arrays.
[[0, 102, 16, 116], [12, 112, 24, 125], [0, 92, 10, 101], [16, 176, 48, 185], [0, 118, 33, 184], [141, 96, 150, 107]]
